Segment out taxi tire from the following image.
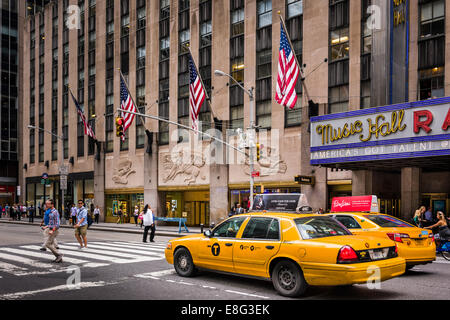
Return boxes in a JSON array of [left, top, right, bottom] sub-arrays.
[[174, 247, 197, 277], [271, 260, 308, 297]]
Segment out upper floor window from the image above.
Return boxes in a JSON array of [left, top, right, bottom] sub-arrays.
[[420, 0, 445, 38], [257, 0, 272, 29]]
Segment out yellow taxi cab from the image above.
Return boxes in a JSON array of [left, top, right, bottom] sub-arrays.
[[165, 194, 405, 297], [325, 196, 436, 270]]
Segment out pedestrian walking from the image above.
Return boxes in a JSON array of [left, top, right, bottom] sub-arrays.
[[42, 199, 63, 263], [142, 204, 155, 243], [70, 203, 77, 226], [138, 211, 144, 228], [74, 199, 88, 249], [94, 205, 100, 224], [133, 206, 139, 226], [40, 201, 59, 252]]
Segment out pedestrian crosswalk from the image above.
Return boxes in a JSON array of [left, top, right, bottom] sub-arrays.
[[0, 241, 167, 277]]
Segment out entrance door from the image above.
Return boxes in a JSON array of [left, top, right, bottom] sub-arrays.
[[421, 193, 448, 218]]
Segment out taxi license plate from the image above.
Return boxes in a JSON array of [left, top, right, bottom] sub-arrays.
[[369, 249, 388, 260], [413, 239, 425, 246]]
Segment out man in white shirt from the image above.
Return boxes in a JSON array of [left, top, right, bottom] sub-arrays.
[[94, 205, 100, 224], [142, 204, 155, 243]]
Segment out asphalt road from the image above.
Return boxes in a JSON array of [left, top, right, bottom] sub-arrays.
[[1, 223, 450, 301]]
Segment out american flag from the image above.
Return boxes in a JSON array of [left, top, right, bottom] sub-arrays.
[[70, 90, 96, 140], [275, 22, 300, 109], [188, 53, 206, 131], [120, 74, 137, 140]]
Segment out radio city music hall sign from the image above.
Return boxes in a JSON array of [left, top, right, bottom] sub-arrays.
[[310, 98, 450, 164]]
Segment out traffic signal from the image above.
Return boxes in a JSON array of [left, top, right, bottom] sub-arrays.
[[116, 117, 124, 137], [256, 143, 261, 161]]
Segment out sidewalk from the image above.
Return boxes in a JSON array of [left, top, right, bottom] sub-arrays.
[[0, 217, 203, 238]]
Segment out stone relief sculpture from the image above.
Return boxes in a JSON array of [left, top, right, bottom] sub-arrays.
[[244, 145, 287, 177], [112, 159, 136, 185], [161, 151, 206, 185]]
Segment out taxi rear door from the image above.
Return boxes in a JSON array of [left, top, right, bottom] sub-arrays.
[[233, 217, 282, 278]]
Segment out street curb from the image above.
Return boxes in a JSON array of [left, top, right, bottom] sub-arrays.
[[0, 220, 195, 238]]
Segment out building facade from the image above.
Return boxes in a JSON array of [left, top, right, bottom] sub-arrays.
[[20, 0, 450, 224], [0, 0, 23, 206]]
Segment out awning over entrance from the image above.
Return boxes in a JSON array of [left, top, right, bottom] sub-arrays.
[[310, 97, 450, 171]]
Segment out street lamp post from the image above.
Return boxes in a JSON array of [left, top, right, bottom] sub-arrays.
[[214, 70, 256, 209], [27, 125, 67, 224]]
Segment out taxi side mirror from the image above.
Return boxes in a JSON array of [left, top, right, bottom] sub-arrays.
[[204, 230, 212, 238]]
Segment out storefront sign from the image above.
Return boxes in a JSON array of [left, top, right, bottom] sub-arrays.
[[331, 195, 379, 213], [310, 97, 450, 164], [294, 175, 315, 185]]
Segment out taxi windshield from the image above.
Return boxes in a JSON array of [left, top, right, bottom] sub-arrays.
[[363, 215, 414, 228], [251, 193, 309, 213], [295, 216, 351, 240]]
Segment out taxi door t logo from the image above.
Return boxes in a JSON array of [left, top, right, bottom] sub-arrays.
[[211, 243, 220, 256]]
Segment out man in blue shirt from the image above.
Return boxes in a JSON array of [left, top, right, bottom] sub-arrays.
[[74, 199, 88, 249], [40, 202, 59, 251], [424, 207, 434, 227], [42, 199, 63, 263]]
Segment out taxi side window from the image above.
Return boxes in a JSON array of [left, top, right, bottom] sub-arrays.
[[334, 215, 362, 229], [212, 217, 246, 238], [242, 217, 280, 240]]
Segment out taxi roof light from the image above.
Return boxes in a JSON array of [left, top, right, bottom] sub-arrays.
[[337, 245, 359, 264]]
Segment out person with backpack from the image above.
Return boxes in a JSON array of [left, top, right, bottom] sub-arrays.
[[142, 204, 155, 243]]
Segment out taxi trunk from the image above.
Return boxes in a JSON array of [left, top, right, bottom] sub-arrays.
[[298, 235, 405, 286], [382, 227, 435, 265]]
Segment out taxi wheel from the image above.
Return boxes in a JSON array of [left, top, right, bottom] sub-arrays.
[[174, 247, 197, 277], [272, 260, 308, 297]]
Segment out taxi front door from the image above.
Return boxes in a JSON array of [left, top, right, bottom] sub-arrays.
[[197, 216, 247, 273]]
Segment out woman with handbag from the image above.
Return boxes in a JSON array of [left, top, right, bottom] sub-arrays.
[[142, 204, 155, 243]]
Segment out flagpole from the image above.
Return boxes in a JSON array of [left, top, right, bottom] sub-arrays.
[[278, 12, 312, 102], [118, 68, 146, 128], [69, 86, 97, 141]]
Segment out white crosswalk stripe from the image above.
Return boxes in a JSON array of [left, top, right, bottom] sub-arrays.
[[0, 241, 167, 277]]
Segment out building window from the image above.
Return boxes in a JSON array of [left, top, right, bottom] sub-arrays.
[[159, 0, 170, 145], [419, 67, 444, 100], [361, 0, 371, 108], [285, 0, 303, 127], [257, 0, 272, 29], [418, 0, 445, 100], [198, 0, 212, 137], [328, 0, 349, 114], [256, 1, 272, 129], [230, 0, 245, 130]]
